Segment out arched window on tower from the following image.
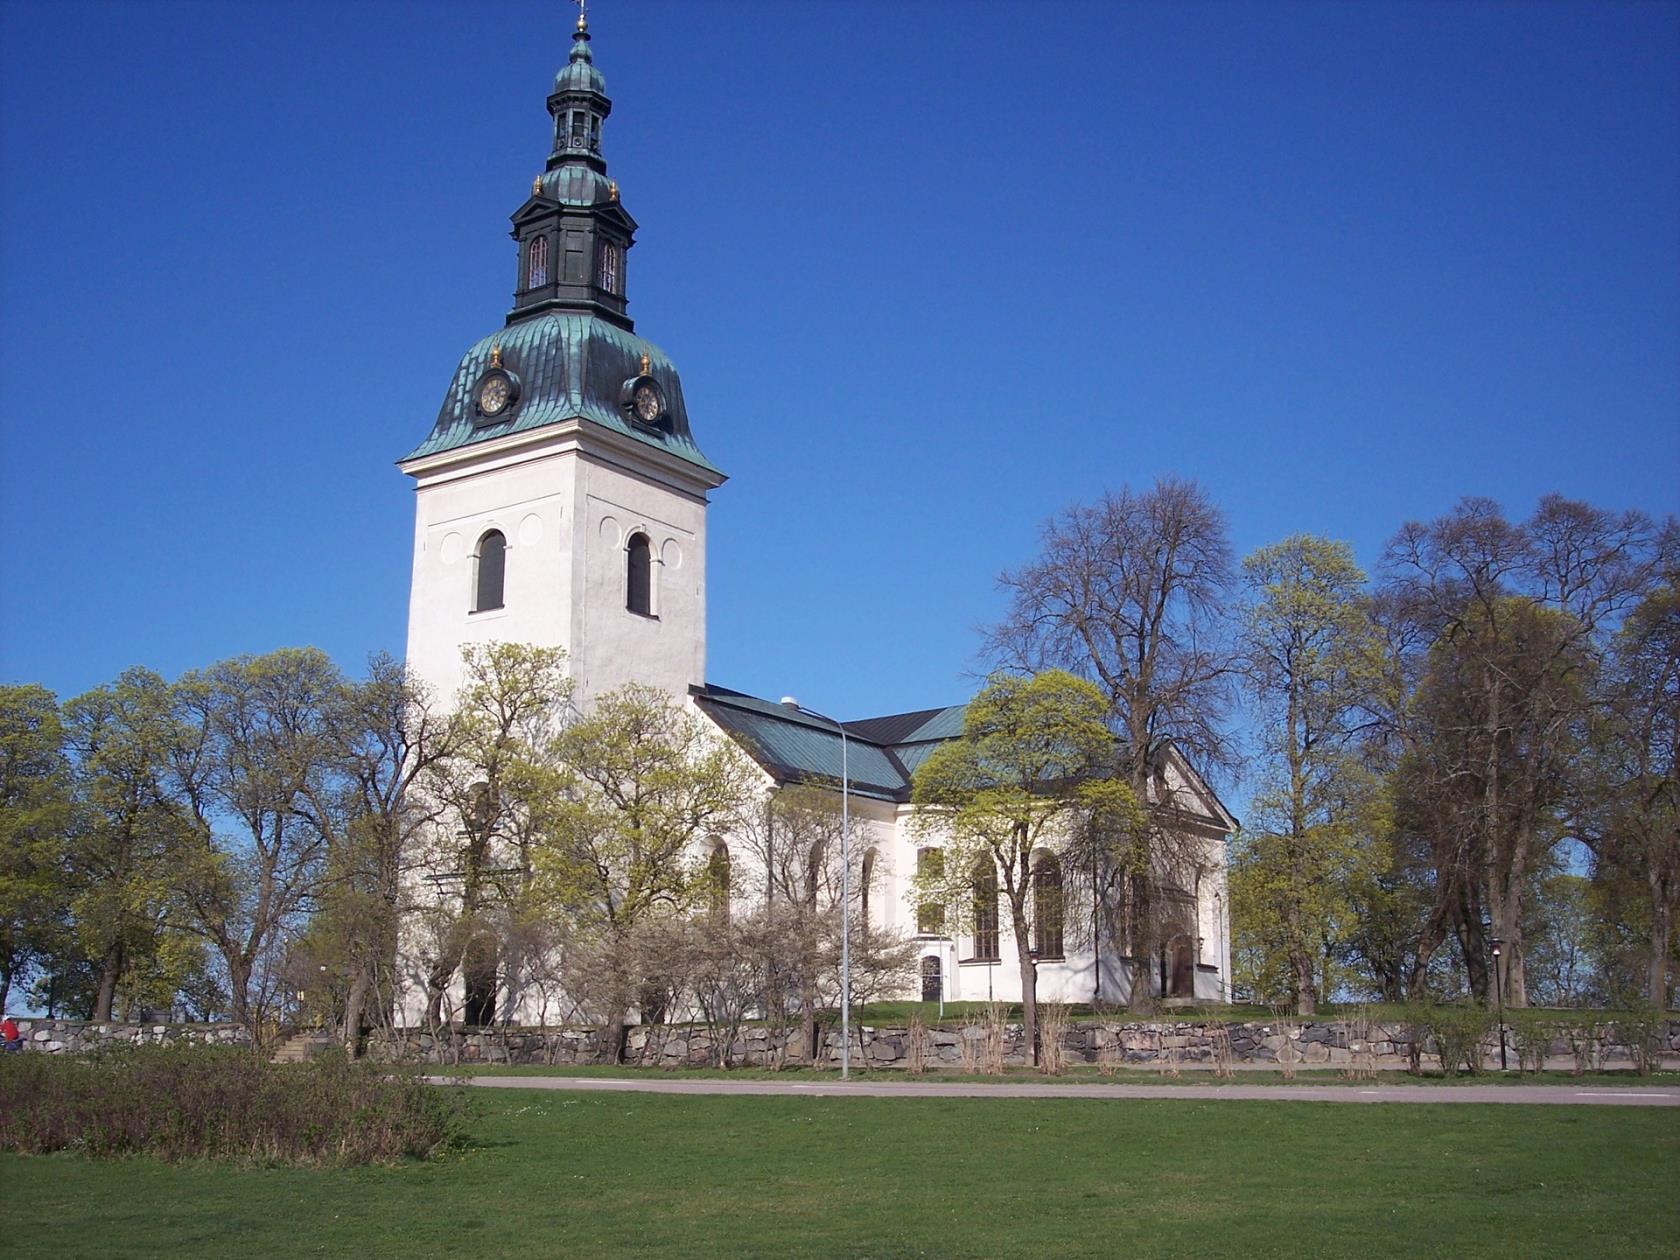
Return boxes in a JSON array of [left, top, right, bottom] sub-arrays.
[[1033, 854, 1064, 959], [527, 236, 549, 289], [473, 530, 506, 612], [626, 532, 652, 616], [971, 859, 999, 962]]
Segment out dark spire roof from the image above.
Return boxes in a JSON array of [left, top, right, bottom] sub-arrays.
[[553, 11, 606, 97], [402, 11, 720, 478]]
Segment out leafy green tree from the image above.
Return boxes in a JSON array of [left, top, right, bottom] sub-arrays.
[[1235, 535, 1383, 1014], [911, 671, 1132, 1061], [172, 648, 343, 1027], [417, 642, 572, 1027], [61, 669, 200, 1020], [0, 684, 73, 1012], [529, 683, 758, 1060]]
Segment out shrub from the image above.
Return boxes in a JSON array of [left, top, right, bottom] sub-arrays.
[[1512, 1017, 1562, 1074], [1037, 1005, 1069, 1076], [1611, 1007, 1668, 1077], [904, 1014, 930, 1076], [1420, 1004, 1495, 1077], [0, 1044, 470, 1166]]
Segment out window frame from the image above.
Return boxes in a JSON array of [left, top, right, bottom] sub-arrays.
[[625, 531, 654, 617], [1032, 855, 1064, 959], [472, 529, 507, 613]]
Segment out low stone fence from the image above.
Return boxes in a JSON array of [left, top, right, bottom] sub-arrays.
[[372, 1016, 1680, 1071], [5, 1019, 250, 1054], [10, 1015, 1672, 1071]]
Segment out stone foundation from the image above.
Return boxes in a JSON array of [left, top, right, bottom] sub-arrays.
[[9, 1014, 1672, 1072], [5, 1018, 249, 1054], [371, 1016, 1680, 1071]]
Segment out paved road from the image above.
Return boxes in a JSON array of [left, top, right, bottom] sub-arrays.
[[434, 1074, 1680, 1107]]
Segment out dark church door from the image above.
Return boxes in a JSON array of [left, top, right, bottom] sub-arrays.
[[1169, 939, 1195, 998], [920, 955, 942, 1003]]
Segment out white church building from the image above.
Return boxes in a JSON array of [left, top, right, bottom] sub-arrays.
[[396, 15, 1234, 1023]]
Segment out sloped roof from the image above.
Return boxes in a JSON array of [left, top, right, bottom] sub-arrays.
[[401, 312, 722, 476], [693, 684, 1239, 836], [691, 686, 967, 804]]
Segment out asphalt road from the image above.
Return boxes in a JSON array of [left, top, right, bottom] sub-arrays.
[[434, 1074, 1680, 1107]]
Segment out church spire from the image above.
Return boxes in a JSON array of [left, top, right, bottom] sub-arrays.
[[507, 5, 638, 328]]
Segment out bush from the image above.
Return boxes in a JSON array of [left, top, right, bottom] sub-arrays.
[[0, 1044, 470, 1166], [1511, 1016, 1563, 1074], [1419, 1004, 1496, 1077], [1611, 1007, 1668, 1077]]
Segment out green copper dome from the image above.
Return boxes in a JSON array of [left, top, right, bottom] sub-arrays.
[[403, 313, 720, 478], [554, 26, 606, 96]]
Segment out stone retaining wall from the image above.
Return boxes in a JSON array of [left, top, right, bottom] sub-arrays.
[[372, 1017, 1680, 1071], [5, 1018, 249, 1054], [9, 1015, 1672, 1071]]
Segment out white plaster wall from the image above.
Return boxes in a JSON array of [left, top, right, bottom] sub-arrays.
[[573, 455, 706, 708], [402, 426, 714, 710]]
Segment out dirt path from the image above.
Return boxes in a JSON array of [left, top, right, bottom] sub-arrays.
[[433, 1074, 1680, 1106]]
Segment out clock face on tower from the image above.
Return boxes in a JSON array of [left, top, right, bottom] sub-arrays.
[[632, 380, 663, 424], [473, 368, 520, 424], [622, 373, 665, 427], [479, 376, 511, 416]]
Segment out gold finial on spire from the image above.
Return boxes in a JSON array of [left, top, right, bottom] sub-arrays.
[[575, 0, 588, 33], [491, 340, 503, 368], [608, 179, 618, 201], [639, 351, 651, 375], [532, 174, 543, 196]]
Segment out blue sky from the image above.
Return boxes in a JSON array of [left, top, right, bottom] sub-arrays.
[[2, 0, 1677, 798]]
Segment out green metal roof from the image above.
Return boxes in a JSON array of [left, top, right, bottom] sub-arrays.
[[693, 686, 968, 803], [401, 312, 722, 475]]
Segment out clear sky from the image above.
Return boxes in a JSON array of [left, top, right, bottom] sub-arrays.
[[2, 0, 1677, 799]]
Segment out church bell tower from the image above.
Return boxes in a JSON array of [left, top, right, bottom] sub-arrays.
[[398, 11, 725, 709]]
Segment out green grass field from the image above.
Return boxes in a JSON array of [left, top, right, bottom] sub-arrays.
[[4, 1088, 1678, 1259], [430, 1061, 1680, 1087]]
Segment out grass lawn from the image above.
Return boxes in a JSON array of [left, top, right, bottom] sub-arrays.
[[429, 1062, 1680, 1087], [3, 1089, 1677, 1259]]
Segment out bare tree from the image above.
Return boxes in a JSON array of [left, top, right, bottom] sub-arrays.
[[984, 477, 1236, 1013], [294, 655, 457, 1054], [1380, 496, 1669, 1006], [1586, 582, 1680, 1006]]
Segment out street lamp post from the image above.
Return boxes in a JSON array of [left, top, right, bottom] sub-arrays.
[[1490, 937, 1508, 1071], [782, 697, 850, 1081]]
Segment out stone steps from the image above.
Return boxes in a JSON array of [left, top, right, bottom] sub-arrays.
[[270, 1029, 334, 1063]]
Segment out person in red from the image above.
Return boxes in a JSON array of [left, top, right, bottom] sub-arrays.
[[1, 1014, 22, 1052]]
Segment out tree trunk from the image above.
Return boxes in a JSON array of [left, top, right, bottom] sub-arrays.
[[1013, 908, 1038, 1067], [226, 956, 253, 1029], [1406, 900, 1451, 999], [92, 943, 123, 1022], [1293, 949, 1317, 1018], [605, 1011, 628, 1065], [1127, 872, 1156, 1015], [1651, 894, 1673, 1009], [342, 967, 370, 1058], [425, 956, 457, 1026]]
